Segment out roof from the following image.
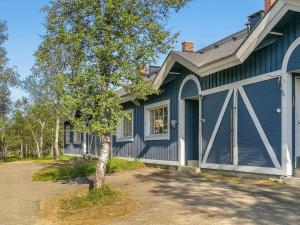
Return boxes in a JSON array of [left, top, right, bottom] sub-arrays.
[[121, 0, 300, 101], [173, 29, 248, 69]]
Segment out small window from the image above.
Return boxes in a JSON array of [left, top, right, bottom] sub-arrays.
[[65, 125, 70, 144], [150, 106, 168, 135], [73, 131, 81, 144], [144, 100, 170, 141], [116, 110, 134, 142]]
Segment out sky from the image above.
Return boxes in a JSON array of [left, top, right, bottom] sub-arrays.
[[0, 0, 263, 100]]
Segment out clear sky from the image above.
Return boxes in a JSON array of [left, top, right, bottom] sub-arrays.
[[0, 0, 263, 100]]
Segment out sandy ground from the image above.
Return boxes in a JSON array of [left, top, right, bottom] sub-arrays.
[[0, 161, 88, 225], [1, 162, 300, 225]]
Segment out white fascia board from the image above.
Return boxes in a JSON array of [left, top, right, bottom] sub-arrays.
[[237, 1, 300, 63]]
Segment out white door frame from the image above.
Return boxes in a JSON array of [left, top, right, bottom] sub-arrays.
[[178, 75, 202, 166], [281, 37, 300, 176], [295, 77, 300, 166]]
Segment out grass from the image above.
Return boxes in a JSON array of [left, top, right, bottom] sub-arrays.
[[34, 155, 78, 164], [61, 185, 118, 210], [33, 158, 144, 181], [106, 158, 144, 173], [41, 186, 137, 225]]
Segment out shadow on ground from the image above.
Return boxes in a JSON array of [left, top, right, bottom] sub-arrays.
[[134, 170, 300, 224]]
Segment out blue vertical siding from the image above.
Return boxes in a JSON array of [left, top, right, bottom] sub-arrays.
[[201, 13, 300, 90], [185, 100, 199, 162], [207, 95, 233, 165], [243, 79, 282, 164], [202, 91, 228, 157], [181, 80, 199, 99], [238, 93, 274, 168], [113, 69, 194, 161], [288, 45, 300, 72]]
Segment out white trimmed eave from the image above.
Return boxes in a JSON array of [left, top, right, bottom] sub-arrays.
[[121, 0, 300, 102], [237, 0, 300, 62]]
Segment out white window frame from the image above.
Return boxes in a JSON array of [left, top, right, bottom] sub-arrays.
[[65, 125, 71, 145], [144, 99, 170, 141], [116, 109, 134, 142]]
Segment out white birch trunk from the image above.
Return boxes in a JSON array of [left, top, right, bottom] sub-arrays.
[[54, 117, 60, 160], [94, 134, 111, 188]]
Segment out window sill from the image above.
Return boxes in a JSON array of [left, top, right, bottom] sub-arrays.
[[145, 135, 170, 141], [116, 138, 134, 143]]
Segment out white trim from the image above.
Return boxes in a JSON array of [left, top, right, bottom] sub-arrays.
[[202, 89, 233, 163], [201, 163, 283, 176], [144, 99, 170, 141], [238, 87, 281, 169], [114, 157, 179, 166], [202, 70, 281, 96], [281, 37, 300, 176], [83, 133, 87, 154], [178, 75, 201, 166], [233, 88, 238, 168], [116, 109, 134, 142]]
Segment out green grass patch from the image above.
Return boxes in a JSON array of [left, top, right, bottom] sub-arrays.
[[61, 185, 119, 210], [106, 158, 144, 173], [33, 158, 144, 181], [33, 160, 97, 181], [34, 155, 78, 164]]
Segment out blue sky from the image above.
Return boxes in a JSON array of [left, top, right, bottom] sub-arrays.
[[0, 0, 263, 100]]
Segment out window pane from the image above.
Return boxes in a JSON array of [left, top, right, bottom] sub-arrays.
[[65, 126, 70, 144], [123, 111, 133, 138], [150, 105, 168, 135], [73, 131, 81, 144]]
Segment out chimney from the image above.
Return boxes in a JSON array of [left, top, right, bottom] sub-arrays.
[[265, 0, 277, 12], [182, 41, 194, 52]]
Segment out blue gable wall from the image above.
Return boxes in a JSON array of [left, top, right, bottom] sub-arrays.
[[112, 12, 300, 169], [288, 45, 300, 72]]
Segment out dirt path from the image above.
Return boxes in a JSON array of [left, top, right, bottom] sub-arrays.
[[0, 161, 88, 225], [106, 168, 300, 225], [1, 162, 300, 225]]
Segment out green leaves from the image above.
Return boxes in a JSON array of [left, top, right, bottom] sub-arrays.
[[37, 0, 189, 136]]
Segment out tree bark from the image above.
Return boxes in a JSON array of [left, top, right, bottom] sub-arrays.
[[94, 134, 111, 189], [54, 117, 60, 160], [20, 141, 23, 159]]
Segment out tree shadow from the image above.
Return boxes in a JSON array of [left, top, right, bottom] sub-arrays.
[[134, 170, 300, 224]]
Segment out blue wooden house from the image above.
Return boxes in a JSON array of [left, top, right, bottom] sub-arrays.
[[64, 0, 300, 177]]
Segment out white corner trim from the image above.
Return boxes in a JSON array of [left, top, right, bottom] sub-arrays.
[[178, 75, 202, 166], [202, 70, 281, 96], [202, 89, 233, 163], [233, 88, 238, 167], [238, 87, 281, 169], [144, 99, 170, 141]]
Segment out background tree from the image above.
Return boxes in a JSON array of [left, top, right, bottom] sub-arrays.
[[24, 64, 66, 160], [37, 0, 190, 188], [0, 20, 19, 160]]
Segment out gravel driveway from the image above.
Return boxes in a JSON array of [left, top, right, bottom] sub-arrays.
[[0, 161, 88, 225], [1, 162, 300, 225]]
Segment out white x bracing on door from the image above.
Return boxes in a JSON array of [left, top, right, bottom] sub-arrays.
[[202, 87, 281, 169]]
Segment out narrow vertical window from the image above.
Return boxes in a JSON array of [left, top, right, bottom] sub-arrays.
[[116, 110, 134, 142]]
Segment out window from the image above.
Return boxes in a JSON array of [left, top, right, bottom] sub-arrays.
[[73, 131, 81, 144], [116, 110, 134, 142], [65, 125, 70, 144], [144, 100, 170, 141]]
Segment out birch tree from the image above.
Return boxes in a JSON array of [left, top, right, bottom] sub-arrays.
[[37, 0, 190, 188], [0, 20, 18, 160]]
